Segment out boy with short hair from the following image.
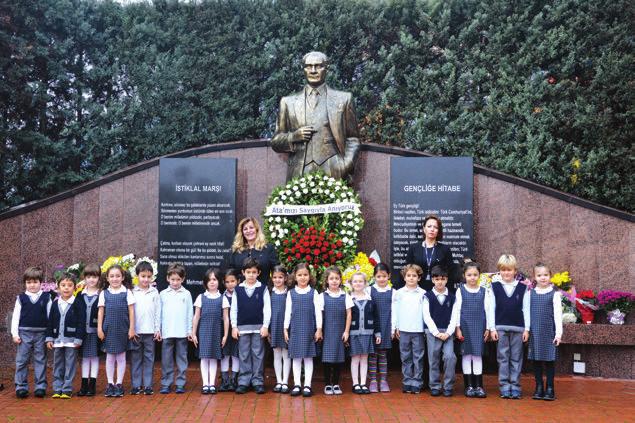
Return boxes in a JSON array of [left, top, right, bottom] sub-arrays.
[[423, 265, 458, 396], [159, 263, 193, 394], [12, 266, 52, 398], [489, 254, 530, 399], [46, 272, 85, 399], [230, 258, 271, 394]]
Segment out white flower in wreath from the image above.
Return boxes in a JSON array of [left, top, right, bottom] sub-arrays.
[[329, 193, 335, 199], [342, 236, 349, 243], [348, 239, 355, 246], [292, 185, 298, 191], [270, 231, 277, 238], [309, 181, 315, 187], [275, 240, 280, 247], [275, 216, 281, 223], [354, 226, 360, 231], [327, 180, 333, 187], [318, 188, 323, 194], [300, 183, 306, 188], [302, 188, 308, 194], [277, 201, 284, 206], [295, 191, 301, 197], [334, 186, 340, 191], [281, 194, 287, 200]]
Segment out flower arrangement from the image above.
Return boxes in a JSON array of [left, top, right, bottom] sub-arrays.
[[597, 290, 635, 319], [129, 256, 159, 285], [550, 271, 573, 291], [575, 290, 598, 324], [550, 270, 579, 323], [101, 254, 136, 274], [264, 171, 364, 281], [342, 252, 378, 292]]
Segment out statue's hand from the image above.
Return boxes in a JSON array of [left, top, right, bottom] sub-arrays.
[[293, 126, 315, 142]]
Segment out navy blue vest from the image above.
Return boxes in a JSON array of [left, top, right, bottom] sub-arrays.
[[235, 284, 266, 326], [492, 282, 526, 328], [425, 290, 455, 330], [18, 292, 50, 329], [46, 298, 85, 341]]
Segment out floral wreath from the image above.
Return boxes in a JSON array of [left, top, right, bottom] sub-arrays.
[[263, 171, 364, 282]]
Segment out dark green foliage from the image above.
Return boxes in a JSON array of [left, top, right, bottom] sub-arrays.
[[1, 0, 633, 211]]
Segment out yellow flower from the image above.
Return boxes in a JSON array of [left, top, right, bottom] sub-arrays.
[[101, 256, 122, 273]]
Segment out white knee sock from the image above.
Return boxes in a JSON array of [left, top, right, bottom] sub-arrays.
[[273, 348, 283, 383], [220, 356, 229, 372], [292, 358, 302, 387], [351, 355, 360, 385], [106, 353, 116, 384], [90, 356, 99, 378], [232, 356, 239, 372], [462, 355, 473, 374], [82, 359, 91, 378], [115, 352, 126, 384], [201, 358, 210, 386], [303, 358, 313, 387], [209, 359, 218, 386], [462, 355, 483, 375], [359, 354, 368, 385], [282, 349, 291, 384]]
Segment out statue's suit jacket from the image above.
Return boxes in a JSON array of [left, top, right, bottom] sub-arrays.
[[272, 85, 359, 180]]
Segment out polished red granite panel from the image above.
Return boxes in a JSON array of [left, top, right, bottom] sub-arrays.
[[98, 178, 125, 259], [122, 168, 156, 257], [72, 188, 100, 264]]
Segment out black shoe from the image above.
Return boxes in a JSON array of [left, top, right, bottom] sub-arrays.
[[352, 384, 363, 394], [360, 385, 370, 395], [430, 389, 441, 397], [130, 386, 142, 395], [463, 374, 474, 397], [229, 374, 238, 392], [16, 389, 28, 399], [543, 386, 555, 401], [78, 378, 89, 396], [254, 385, 265, 394], [115, 384, 125, 397], [302, 386, 313, 397], [402, 385, 412, 393], [411, 387, 421, 394], [474, 375, 487, 398], [443, 389, 453, 397], [533, 383, 545, 400], [34, 389, 46, 398], [144, 387, 154, 395], [290, 385, 302, 397], [175, 385, 185, 394], [235, 385, 249, 394], [280, 383, 290, 394], [104, 383, 115, 397], [87, 378, 96, 396]]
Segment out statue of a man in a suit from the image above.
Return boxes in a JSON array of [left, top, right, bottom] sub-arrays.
[[272, 51, 360, 181]]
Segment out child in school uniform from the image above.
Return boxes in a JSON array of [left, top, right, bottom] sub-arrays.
[[320, 266, 352, 396], [12, 267, 51, 399], [489, 254, 530, 399], [269, 265, 291, 394], [368, 263, 394, 392], [455, 261, 492, 398], [75, 264, 101, 397], [129, 261, 161, 395], [349, 272, 381, 395], [423, 265, 458, 397], [284, 263, 322, 397], [230, 258, 271, 394], [528, 263, 562, 401], [46, 273, 85, 399], [392, 264, 426, 394], [98, 264, 136, 397], [191, 268, 229, 394], [159, 263, 193, 394], [219, 268, 240, 391]]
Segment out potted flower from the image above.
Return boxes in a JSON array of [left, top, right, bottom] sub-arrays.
[[597, 290, 635, 325], [551, 271, 579, 323], [575, 290, 598, 324]]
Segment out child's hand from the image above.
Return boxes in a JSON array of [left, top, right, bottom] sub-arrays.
[[260, 327, 269, 338], [342, 331, 349, 343], [455, 327, 464, 341], [284, 329, 289, 343], [188, 334, 198, 347], [128, 328, 136, 340], [74, 343, 81, 349], [553, 336, 561, 346], [483, 329, 490, 342], [522, 330, 529, 343], [490, 329, 498, 341], [375, 336, 381, 345], [232, 328, 239, 340], [221, 336, 227, 347], [314, 328, 323, 342], [393, 329, 400, 340], [98, 328, 105, 341], [46, 342, 53, 350], [437, 333, 449, 341], [13, 336, 21, 344], [154, 331, 161, 341]]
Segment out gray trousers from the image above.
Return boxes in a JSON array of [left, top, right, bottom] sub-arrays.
[[238, 333, 264, 387], [130, 334, 155, 388], [161, 338, 188, 388], [497, 330, 524, 393], [398, 331, 425, 388], [53, 347, 78, 392], [426, 332, 457, 391], [15, 329, 47, 391]]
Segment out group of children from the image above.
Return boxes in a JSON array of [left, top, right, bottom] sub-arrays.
[[12, 253, 562, 401]]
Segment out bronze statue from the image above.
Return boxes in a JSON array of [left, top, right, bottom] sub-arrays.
[[272, 51, 360, 181]]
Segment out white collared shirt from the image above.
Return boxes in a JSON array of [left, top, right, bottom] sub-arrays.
[[454, 285, 494, 331], [194, 290, 230, 309], [272, 287, 288, 295], [229, 281, 271, 333], [392, 285, 426, 333], [160, 286, 193, 338], [423, 288, 459, 336], [530, 286, 563, 338], [283, 285, 323, 329], [11, 290, 52, 338], [98, 285, 135, 307], [132, 286, 161, 335]]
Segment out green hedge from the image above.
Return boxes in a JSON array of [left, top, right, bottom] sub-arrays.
[[1, 0, 633, 211]]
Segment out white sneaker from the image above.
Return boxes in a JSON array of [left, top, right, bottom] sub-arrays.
[[323, 385, 333, 395], [332, 385, 343, 395]]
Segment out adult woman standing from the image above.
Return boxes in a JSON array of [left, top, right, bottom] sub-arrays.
[[405, 215, 456, 292], [225, 217, 278, 286]]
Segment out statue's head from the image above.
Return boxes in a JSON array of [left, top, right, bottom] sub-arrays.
[[303, 51, 328, 87]]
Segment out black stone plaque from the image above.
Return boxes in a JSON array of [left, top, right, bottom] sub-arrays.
[[390, 157, 474, 278], [158, 158, 236, 298]]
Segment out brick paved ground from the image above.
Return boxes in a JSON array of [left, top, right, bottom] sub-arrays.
[[2, 365, 634, 422]]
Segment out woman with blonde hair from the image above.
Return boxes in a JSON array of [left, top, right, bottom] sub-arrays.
[[224, 217, 278, 286]]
